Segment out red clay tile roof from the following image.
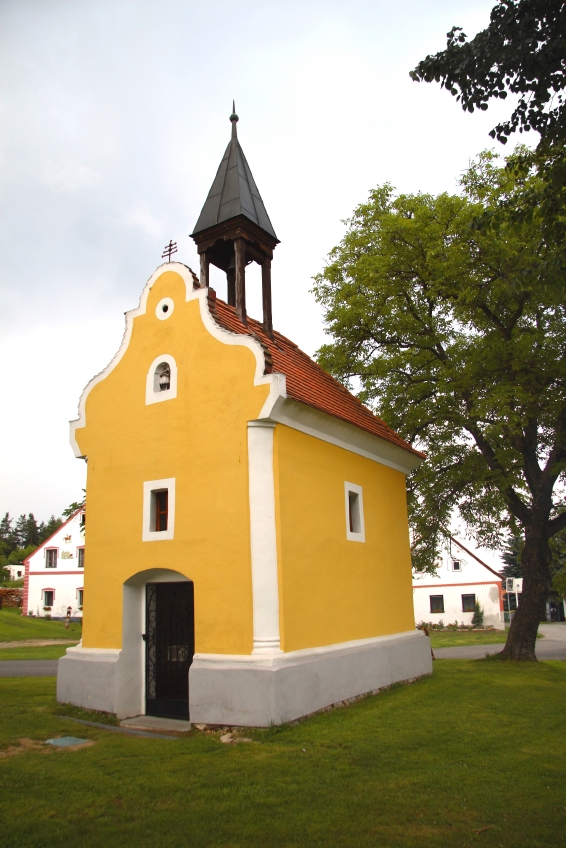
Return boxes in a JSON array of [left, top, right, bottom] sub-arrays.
[[208, 292, 423, 459]]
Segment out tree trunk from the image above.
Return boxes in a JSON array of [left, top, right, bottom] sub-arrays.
[[498, 521, 551, 661]]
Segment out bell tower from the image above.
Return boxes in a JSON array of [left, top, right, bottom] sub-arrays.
[[190, 105, 279, 336]]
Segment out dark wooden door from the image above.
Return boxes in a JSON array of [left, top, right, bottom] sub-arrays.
[[145, 581, 194, 719]]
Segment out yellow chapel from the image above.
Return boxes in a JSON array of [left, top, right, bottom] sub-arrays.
[[58, 108, 431, 726]]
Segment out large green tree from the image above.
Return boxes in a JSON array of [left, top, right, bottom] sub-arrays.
[[313, 151, 566, 661]]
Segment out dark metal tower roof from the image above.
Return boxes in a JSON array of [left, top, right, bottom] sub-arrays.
[[192, 105, 277, 239]]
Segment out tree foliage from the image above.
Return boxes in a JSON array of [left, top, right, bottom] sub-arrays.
[[553, 568, 566, 600], [313, 149, 566, 659], [62, 490, 86, 519], [502, 532, 524, 578], [410, 0, 566, 145], [0, 496, 84, 580], [0, 511, 64, 581], [502, 526, 566, 579], [411, 1, 566, 249], [472, 601, 485, 627]]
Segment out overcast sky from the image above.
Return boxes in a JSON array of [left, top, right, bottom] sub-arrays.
[[0, 0, 535, 524]]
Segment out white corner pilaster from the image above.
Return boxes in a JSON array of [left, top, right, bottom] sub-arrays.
[[247, 420, 281, 654]]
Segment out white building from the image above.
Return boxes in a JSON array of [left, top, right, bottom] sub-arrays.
[[23, 509, 85, 618], [413, 536, 504, 629]]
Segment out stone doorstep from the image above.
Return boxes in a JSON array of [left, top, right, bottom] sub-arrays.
[[119, 716, 192, 733]]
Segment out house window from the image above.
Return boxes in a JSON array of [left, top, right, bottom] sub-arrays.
[[142, 478, 175, 541], [146, 355, 177, 405], [462, 594, 476, 613], [452, 560, 461, 571], [77, 547, 85, 568], [430, 595, 444, 614], [80, 511, 86, 527], [45, 549, 57, 568], [344, 482, 365, 542], [43, 589, 54, 608], [77, 588, 84, 607], [154, 490, 168, 531], [348, 492, 360, 533]]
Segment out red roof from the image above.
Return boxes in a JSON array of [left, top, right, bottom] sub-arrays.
[[209, 293, 422, 459]]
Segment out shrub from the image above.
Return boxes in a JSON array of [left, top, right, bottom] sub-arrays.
[[472, 600, 484, 627]]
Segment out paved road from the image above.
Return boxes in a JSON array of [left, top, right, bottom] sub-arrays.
[[435, 625, 566, 660], [538, 623, 566, 641], [0, 660, 59, 677]]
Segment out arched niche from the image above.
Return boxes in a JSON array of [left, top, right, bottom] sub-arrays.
[[145, 354, 178, 405]]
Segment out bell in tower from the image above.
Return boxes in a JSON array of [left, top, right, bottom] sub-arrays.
[[190, 104, 279, 336]]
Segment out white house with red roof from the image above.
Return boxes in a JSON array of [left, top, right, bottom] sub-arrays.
[[413, 536, 505, 629], [23, 508, 85, 619]]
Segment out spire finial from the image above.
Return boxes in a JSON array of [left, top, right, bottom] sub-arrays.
[[230, 101, 238, 138]]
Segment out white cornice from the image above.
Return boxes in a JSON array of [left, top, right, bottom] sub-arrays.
[[263, 397, 423, 475]]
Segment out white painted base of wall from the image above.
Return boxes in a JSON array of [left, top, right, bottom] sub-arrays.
[[57, 644, 121, 714], [484, 613, 505, 630], [58, 630, 432, 724], [189, 630, 432, 727]]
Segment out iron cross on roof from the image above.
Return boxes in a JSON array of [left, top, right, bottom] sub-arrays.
[[162, 240, 178, 262]]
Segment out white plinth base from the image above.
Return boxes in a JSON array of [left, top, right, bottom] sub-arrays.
[[57, 643, 142, 719], [58, 631, 432, 725], [189, 630, 432, 727]]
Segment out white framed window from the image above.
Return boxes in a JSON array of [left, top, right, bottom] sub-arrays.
[[77, 588, 84, 607], [452, 559, 461, 572], [142, 478, 175, 541], [145, 354, 178, 405], [43, 589, 54, 608], [344, 482, 365, 542], [77, 547, 85, 568], [45, 548, 58, 568], [430, 595, 444, 614], [462, 593, 475, 613]]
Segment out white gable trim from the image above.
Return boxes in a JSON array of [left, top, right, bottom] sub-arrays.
[[69, 263, 286, 458], [69, 261, 421, 475]]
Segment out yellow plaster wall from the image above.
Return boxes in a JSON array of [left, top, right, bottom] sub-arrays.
[[75, 271, 270, 653], [273, 425, 415, 652]]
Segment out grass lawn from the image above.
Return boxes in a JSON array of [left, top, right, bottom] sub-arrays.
[[429, 629, 509, 647], [428, 629, 545, 648], [0, 608, 82, 642], [0, 644, 76, 660], [0, 661, 565, 847]]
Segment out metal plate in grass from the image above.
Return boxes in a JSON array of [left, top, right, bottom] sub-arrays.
[[45, 736, 90, 747]]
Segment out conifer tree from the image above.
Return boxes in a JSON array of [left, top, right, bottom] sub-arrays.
[[472, 601, 485, 627], [38, 516, 63, 544], [502, 534, 523, 578]]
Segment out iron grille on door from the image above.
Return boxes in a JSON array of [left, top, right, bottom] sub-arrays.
[[145, 582, 194, 719]]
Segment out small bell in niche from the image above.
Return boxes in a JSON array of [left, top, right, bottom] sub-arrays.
[[157, 364, 170, 392]]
